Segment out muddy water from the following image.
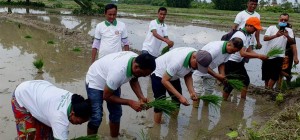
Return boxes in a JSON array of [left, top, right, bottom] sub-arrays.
[[0, 13, 299, 139]]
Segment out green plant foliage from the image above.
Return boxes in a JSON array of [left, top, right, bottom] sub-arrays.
[[24, 35, 32, 39], [47, 40, 55, 44], [161, 46, 169, 55], [165, 0, 193, 8], [144, 97, 179, 115], [33, 58, 44, 73], [199, 95, 222, 107], [226, 130, 238, 138], [151, 0, 166, 6], [72, 47, 81, 52], [0, 1, 45, 7], [212, 0, 248, 11], [71, 134, 100, 140], [227, 79, 244, 91], [266, 47, 284, 57], [276, 93, 284, 103]]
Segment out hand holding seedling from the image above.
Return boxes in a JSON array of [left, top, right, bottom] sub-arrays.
[[190, 92, 198, 101], [128, 100, 143, 112], [179, 96, 190, 106]]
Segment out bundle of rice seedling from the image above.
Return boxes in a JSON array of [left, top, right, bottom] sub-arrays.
[[47, 40, 55, 44], [227, 79, 244, 91], [73, 47, 81, 52], [292, 64, 298, 70], [199, 95, 222, 107], [266, 47, 284, 57], [161, 46, 169, 55], [72, 134, 100, 140], [33, 58, 44, 73], [144, 97, 179, 115]]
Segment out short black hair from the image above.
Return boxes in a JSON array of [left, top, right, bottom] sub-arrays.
[[280, 13, 289, 17], [249, 0, 258, 2], [71, 94, 92, 120], [158, 7, 167, 13], [105, 4, 117, 14], [230, 37, 244, 50], [135, 53, 156, 72]]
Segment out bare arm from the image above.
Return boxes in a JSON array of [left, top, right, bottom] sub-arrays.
[[129, 78, 147, 103], [208, 67, 225, 82], [161, 73, 189, 105], [264, 31, 283, 41], [291, 44, 299, 64], [255, 31, 262, 49], [91, 48, 98, 63], [184, 72, 198, 100], [123, 45, 129, 51], [240, 47, 267, 60], [232, 23, 239, 30], [152, 30, 173, 47], [103, 85, 142, 112]]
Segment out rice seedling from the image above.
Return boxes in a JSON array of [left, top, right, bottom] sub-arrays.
[[161, 46, 169, 55], [266, 47, 284, 57], [198, 95, 222, 107], [33, 58, 44, 73], [227, 79, 244, 91], [71, 134, 100, 140], [143, 97, 179, 115], [275, 93, 284, 104], [47, 40, 55, 44], [24, 35, 32, 39], [292, 64, 298, 70], [137, 129, 150, 140], [73, 47, 81, 52]]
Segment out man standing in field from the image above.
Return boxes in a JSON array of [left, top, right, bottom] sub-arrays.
[[142, 7, 174, 58], [262, 13, 298, 89], [232, 0, 262, 49], [91, 4, 129, 63], [86, 52, 156, 137], [223, 17, 267, 100]]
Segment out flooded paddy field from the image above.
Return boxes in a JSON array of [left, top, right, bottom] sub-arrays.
[[1, 8, 300, 139]]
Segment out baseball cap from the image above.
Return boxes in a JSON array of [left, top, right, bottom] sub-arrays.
[[196, 50, 212, 73], [246, 17, 262, 30]]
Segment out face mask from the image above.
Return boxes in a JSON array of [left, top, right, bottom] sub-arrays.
[[278, 22, 287, 27]]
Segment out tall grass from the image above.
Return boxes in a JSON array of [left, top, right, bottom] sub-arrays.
[[266, 47, 284, 57], [144, 97, 179, 115]]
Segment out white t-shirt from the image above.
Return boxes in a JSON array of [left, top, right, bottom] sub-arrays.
[[14, 80, 72, 140], [229, 30, 254, 62], [153, 47, 196, 81], [264, 25, 294, 58], [142, 19, 168, 57], [194, 41, 231, 77], [234, 10, 260, 29], [94, 20, 128, 58], [86, 51, 138, 90]]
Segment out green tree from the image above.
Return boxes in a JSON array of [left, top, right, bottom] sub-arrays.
[[165, 0, 193, 8], [212, 0, 248, 11]]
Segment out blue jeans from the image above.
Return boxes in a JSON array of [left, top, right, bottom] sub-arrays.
[[86, 84, 122, 130]]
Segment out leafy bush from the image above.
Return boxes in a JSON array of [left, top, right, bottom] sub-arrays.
[[165, 0, 193, 8], [212, 0, 248, 11], [0, 1, 45, 7], [258, 4, 295, 13], [151, 0, 166, 6], [190, 1, 214, 9]]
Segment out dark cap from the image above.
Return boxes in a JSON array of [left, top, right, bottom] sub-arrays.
[[196, 50, 212, 73]]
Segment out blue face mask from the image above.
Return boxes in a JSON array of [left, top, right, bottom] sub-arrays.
[[278, 22, 287, 27]]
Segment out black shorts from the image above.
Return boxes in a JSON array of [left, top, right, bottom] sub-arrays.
[[223, 60, 249, 94], [150, 73, 181, 113], [262, 57, 284, 81]]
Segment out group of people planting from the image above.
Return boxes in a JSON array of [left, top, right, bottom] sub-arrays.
[[11, 0, 298, 139]]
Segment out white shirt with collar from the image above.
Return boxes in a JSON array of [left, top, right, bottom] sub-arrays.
[[228, 30, 254, 62], [153, 47, 196, 81], [234, 10, 260, 29], [14, 80, 72, 140], [94, 20, 128, 58], [142, 19, 168, 57], [264, 25, 294, 59], [86, 51, 138, 90], [194, 41, 231, 77]]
